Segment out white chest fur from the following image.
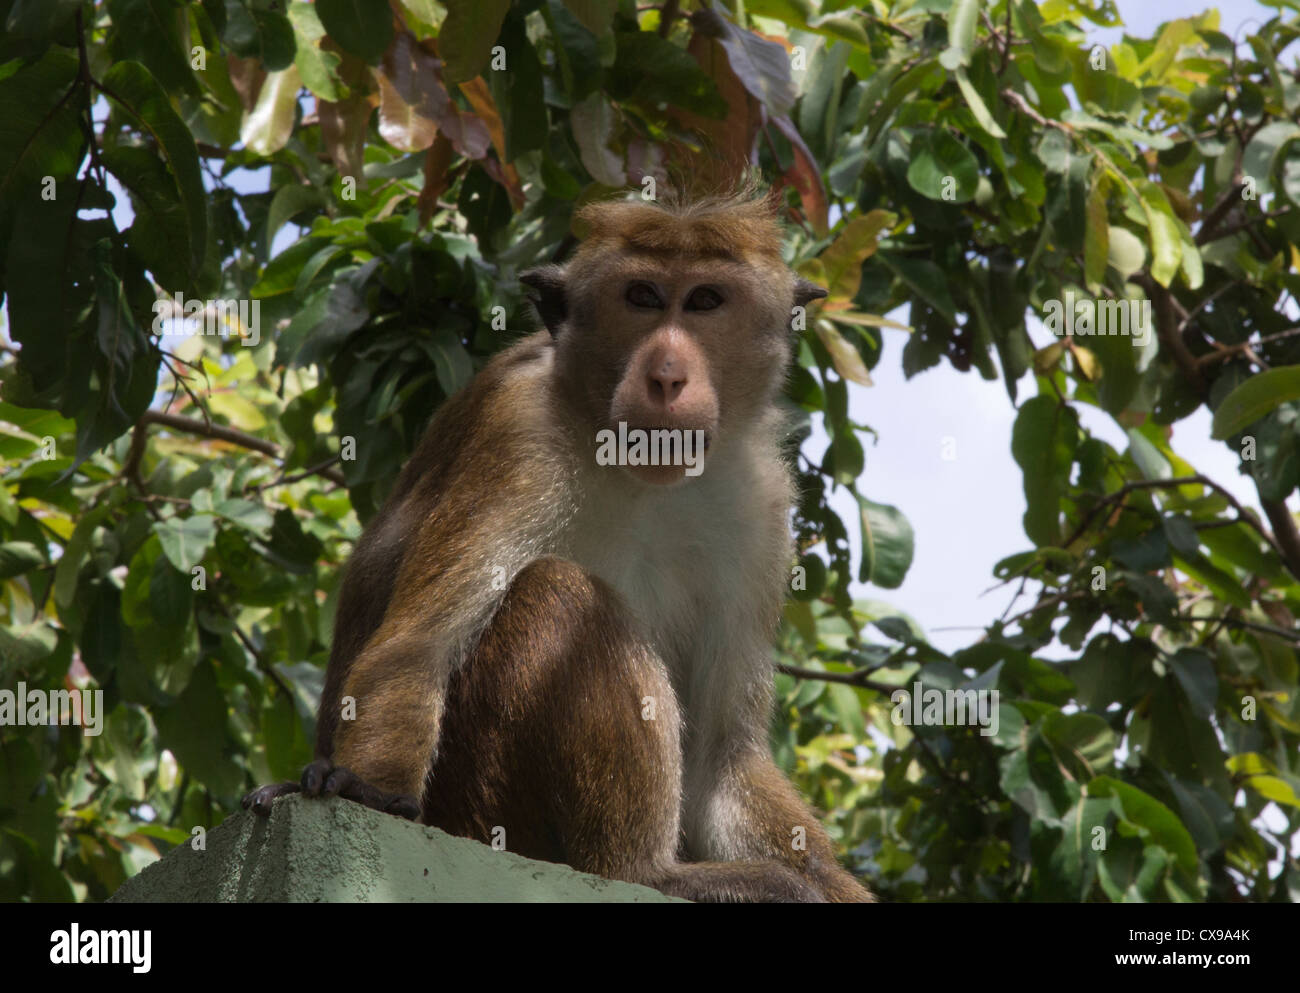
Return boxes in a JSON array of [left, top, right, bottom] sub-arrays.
[[557, 441, 791, 743]]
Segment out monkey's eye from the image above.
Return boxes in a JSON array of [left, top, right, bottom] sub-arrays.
[[625, 282, 664, 309], [684, 286, 724, 312]]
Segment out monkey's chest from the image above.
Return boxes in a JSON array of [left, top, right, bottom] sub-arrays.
[[558, 498, 759, 692]]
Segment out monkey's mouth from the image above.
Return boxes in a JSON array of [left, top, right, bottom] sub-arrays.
[[596, 423, 713, 479]]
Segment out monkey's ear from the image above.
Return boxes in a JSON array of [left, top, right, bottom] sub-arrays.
[[789, 278, 827, 333], [793, 278, 828, 308], [520, 265, 568, 337]]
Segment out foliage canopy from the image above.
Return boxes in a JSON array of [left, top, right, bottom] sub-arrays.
[[1, 0, 1298, 902]]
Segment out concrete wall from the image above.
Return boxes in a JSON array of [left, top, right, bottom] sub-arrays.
[[110, 794, 678, 902]]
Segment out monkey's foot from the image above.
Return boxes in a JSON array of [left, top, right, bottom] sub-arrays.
[[242, 762, 421, 819], [299, 759, 422, 820]]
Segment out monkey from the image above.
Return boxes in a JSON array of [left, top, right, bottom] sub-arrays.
[[243, 188, 874, 903]]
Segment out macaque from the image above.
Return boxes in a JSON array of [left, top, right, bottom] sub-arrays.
[[244, 188, 873, 903]]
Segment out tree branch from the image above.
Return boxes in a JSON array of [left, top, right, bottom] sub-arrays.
[[777, 663, 899, 696], [137, 410, 347, 486], [1063, 474, 1291, 573]]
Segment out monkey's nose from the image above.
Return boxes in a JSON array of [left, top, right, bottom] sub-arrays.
[[647, 365, 687, 406]]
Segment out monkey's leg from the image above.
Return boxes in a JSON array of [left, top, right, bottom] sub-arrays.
[[422, 556, 824, 903], [685, 751, 875, 902]]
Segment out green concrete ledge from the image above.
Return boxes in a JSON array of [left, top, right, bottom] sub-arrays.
[[110, 794, 678, 902]]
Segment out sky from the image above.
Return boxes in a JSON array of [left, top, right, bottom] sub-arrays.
[[823, 0, 1300, 655]]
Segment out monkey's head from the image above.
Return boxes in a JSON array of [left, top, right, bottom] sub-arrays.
[[522, 191, 825, 485]]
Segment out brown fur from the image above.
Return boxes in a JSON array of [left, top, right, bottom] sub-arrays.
[[246, 190, 872, 902]]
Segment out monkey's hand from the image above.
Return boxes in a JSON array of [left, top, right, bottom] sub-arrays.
[[241, 759, 421, 821]]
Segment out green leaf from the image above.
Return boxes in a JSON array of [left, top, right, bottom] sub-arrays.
[[1169, 648, 1217, 720], [858, 497, 915, 588], [609, 31, 727, 118], [316, 0, 394, 65], [1241, 121, 1300, 197], [290, 2, 343, 100], [253, 8, 298, 71], [826, 683, 867, 739], [939, 0, 979, 70], [153, 660, 242, 797], [54, 507, 112, 611], [438, 0, 510, 81], [6, 0, 82, 38], [215, 498, 275, 535], [1036, 129, 1070, 174], [1084, 176, 1109, 291], [103, 144, 194, 291], [879, 253, 958, 325], [1126, 427, 1171, 480], [428, 326, 474, 395], [106, 0, 200, 93], [1087, 776, 1199, 874], [487, 10, 549, 159], [1011, 396, 1078, 546], [906, 129, 979, 202], [0, 621, 59, 675], [1138, 182, 1183, 288], [1106, 226, 1146, 279], [266, 183, 323, 248], [953, 68, 1006, 139], [152, 515, 217, 574], [0, 541, 44, 579], [569, 91, 626, 187], [148, 552, 193, 628], [1041, 711, 1116, 778], [1211, 366, 1300, 439], [101, 61, 207, 280]]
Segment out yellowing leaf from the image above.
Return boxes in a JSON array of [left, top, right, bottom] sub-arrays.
[[816, 319, 873, 386], [820, 308, 912, 331], [240, 66, 302, 156], [1071, 343, 1100, 381], [208, 392, 268, 431], [1246, 775, 1300, 808], [1084, 175, 1109, 292], [818, 209, 895, 300], [1140, 182, 1184, 287]]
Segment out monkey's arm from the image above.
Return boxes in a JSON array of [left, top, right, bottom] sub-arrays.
[[245, 342, 572, 813], [323, 428, 572, 802]]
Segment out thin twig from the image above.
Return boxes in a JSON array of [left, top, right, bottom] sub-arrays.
[[777, 664, 899, 695]]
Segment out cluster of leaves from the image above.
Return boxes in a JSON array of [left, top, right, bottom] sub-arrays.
[[0, 0, 1297, 902], [771, 0, 1300, 901]]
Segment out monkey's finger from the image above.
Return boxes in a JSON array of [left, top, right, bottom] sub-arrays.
[[300, 758, 334, 796], [242, 782, 301, 816], [321, 766, 358, 798], [384, 795, 421, 821], [334, 775, 392, 811]]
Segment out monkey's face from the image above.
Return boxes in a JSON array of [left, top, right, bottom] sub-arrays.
[[521, 197, 813, 487], [560, 257, 792, 486]]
